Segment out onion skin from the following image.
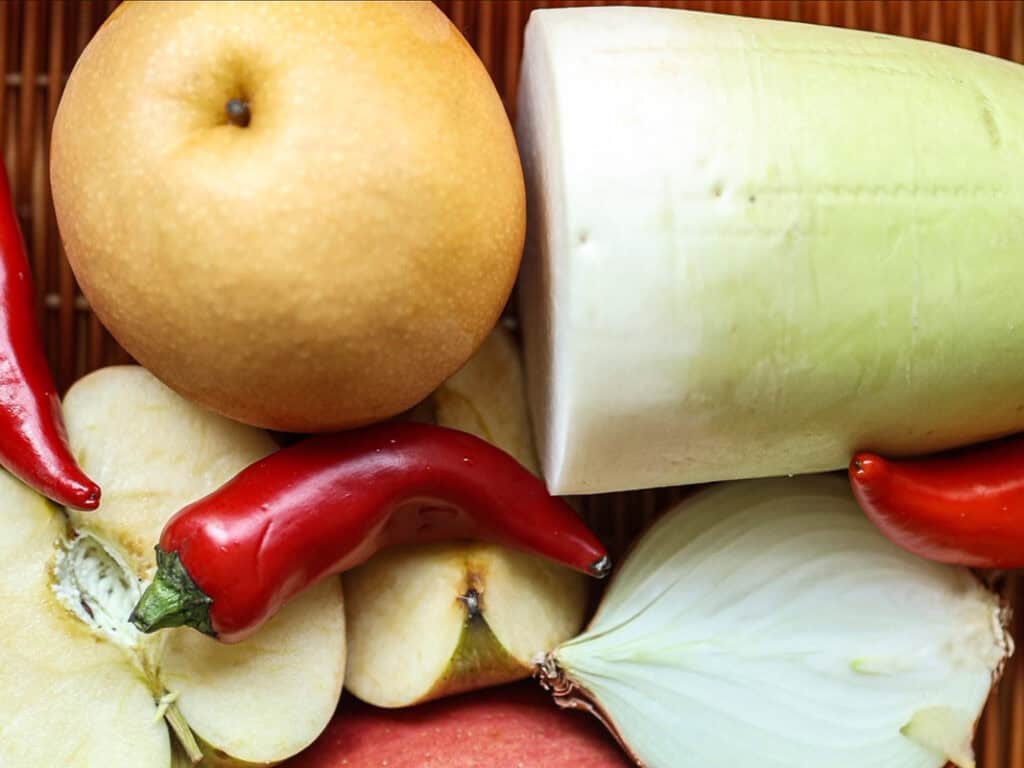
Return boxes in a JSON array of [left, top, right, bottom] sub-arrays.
[[535, 652, 646, 767]]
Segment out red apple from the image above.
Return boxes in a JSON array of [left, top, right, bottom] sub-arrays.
[[285, 683, 632, 767]]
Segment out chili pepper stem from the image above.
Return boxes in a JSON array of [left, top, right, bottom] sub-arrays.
[[130, 547, 215, 637]]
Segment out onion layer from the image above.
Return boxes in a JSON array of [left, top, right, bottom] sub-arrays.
[[537, 476, 1010, 768]]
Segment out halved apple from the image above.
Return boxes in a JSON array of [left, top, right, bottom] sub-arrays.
[[0, 366, 345, 766], [344, 327, 589, 707], [423, 322, 540, 475]]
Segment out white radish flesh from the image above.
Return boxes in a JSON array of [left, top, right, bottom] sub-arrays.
[[517, 6, 1024, 494]]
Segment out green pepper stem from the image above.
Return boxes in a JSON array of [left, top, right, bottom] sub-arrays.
[[129, 547, 216, 637]]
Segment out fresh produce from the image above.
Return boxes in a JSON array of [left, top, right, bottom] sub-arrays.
[[0, 366, 346, 766], [535, 476, 1009, 768], [850, 437, 1024, 568], [51, 0, 524, 433], [517, 5, 1024, 495], [0, 161, 98, 509], [131, 421, 609, 643], [286, 685, 631, 768], [416, 323, 541, 475], [344, 543, 588, 708], [345, 327, 588, 707]]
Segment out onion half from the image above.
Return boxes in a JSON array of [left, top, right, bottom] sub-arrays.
[[536, 476, 1011, 768]]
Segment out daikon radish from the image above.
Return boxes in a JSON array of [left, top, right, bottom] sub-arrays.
[[516, 6, 1024, 495]]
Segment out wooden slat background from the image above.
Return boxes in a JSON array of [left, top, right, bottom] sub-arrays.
[[3, 1, 1020, 765]]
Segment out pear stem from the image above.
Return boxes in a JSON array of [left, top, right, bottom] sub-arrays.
[[129, 547, 215, 637], [225, 97, 251, 127]]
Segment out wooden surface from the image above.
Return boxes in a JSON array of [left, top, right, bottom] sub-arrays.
[[3, 1, 1020, 765]]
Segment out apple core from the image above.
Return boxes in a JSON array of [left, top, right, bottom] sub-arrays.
[[51, 528, 206, 761], [53, 532, 142, 648]]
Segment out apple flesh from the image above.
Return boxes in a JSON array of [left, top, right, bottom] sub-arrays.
[[285, 684, 632, 768], [344, 541, 588, 707], [0, 366, 346, 766], [0, 473, 169, 766], [344, 327, 590, 707], [61, 366, 279, 579], [419, 323, 541, 475]]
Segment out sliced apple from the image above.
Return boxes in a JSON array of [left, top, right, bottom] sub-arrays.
[[344, 542, 588, 707], [344, 327, 589, 707], [0, 366, 345, 766], [61, 365, 278, 578], [0, 471, 169, 766], [159, 579, 345, 764], [427, 323, 540, 475]]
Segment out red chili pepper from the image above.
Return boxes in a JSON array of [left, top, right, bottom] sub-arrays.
[[130, 421, 610, 643], [0, 163, 99, 510], [849, 437, 1024, 568]]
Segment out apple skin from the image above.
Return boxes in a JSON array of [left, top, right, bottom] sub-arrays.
[[285, 684, 631, 768]]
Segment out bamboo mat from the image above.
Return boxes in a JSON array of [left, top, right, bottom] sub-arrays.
[[2, 1, 1020, 765]]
